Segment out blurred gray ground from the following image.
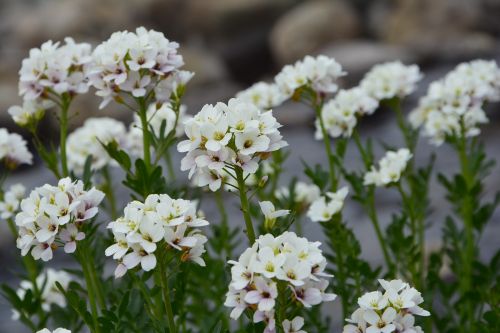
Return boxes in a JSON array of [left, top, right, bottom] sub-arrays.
[[1, 0, 500, 331]]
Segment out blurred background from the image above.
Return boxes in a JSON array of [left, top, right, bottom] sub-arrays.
[[1, 0, 500, 331]]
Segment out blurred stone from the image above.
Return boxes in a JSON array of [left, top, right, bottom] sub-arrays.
[[180, 46, 229, 86], [379, 0, 496, 60], [317, 40, 418, 82], [270, 0, 361, 66]]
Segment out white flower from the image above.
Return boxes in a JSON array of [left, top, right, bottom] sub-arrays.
[[245, 277, 278, 312], [259, 201, 289, 229], [225, 232, 335, 326], [344, 279, 429, 333], [88, 27, 184, 108], [67, 117, 127, 174], [236, 82, 286, 109], [283, 316, 306, 333], [307, 186, 348, 222], [36, 328, 71, 333], [275, 55, 344, 98], [106, 194, 209, 278], [363, 149, 412, 186], [178, 98, 287, 191], [0, 128, 33, 168], [15, 178, 104, 261], [275, 182, 321, 206], [409, 60, 500, 146], [0, 183, 26, 219], [360, 61, 422, 101], [13, 269, 71, 321], [316, 88, 378, 139], [19, 38, 91, 101], [8, 100, 50, 127]]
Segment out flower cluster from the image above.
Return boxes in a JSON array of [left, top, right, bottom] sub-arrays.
[[37, 329, 71, 333], [364, 149, 412, 187], [360, 61, 422, 101], [105, 194, 209, 278], [409, 60, 500, 146], [236, 82, 286, 110], [15, 178, 104, 261], [275, 181, 321, 207], [0, 128, 33, 169], [178, 98, 287, 191], [316, 87, 378, 139], [307, 186, 348, 222], [224, 231, 336, 333], [0, 183, 26, 219], [343, 279, 430, 333], [13, 268, 71, 320], [19, 38, 91, 101], [88, 27, 184, 108], [275, 55, 344, 98], [66, 117, 128, 174]]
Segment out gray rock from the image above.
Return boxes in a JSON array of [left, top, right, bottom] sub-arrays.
[[316, 40, 419, 83], [269, 0, 361, 66]]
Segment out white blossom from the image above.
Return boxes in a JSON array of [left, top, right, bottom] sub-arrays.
[[409, 60, 500, 146], [15, 178, 104, 261], [13, 269, 71, 320], [66, 117, 127, 174], [225, 231, 335, 329], [0, 128, 33, 168], [88, 27, 184, 109], [36, 329, 71, 333], [178, 98, 287, 191], [283, 316, 307, 333], [8, 100, 51, 127], [0, 183, 26, 219], [105, 194, 209, 278], [343, 279, 429, 333], [236, 82, 286, 109], [360, 61, 422, 101], [363, 149, 412, 187], [307, 186, 348, 222], [259, 201, 289, 229]]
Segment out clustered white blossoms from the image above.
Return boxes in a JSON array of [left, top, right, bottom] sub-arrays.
[[275, 181, 321, 207], [307, 186, 348, 222], [343, 279, 430, 333], [178, 98, 287, 192], [224, 231, 336, 333], [364, 149, 412, 187], [18, 37, 91, 101], [37, 329, 71, 333], [275, 55, 344, 98], [316, 87, 378, 139], [409, 60, 500, 146], [88, 27, 184, 108], [360, 61, 422, 101], [236, 82, 286, 110], [105, 193, 209, 278], [15, 178, 104, 261], [13, 268, 71, 320], [0, 183, 26, 219], [0, 128, 33, 168], [66, 117, 128, 174]]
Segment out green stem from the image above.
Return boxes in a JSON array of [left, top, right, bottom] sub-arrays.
[[276, 281, 287, 333], [367, 189, 395, 273], [101, 166, 118, 220], [138, 98, 152, 170], [59, 95, 71, 177], [215, 190, 232, 258], [327, 221, 349, 319], [314, 102, 337, 191], [164, 150, 176, 180], [235, 166, 256, 244], [76, 248, 100, 333], [158, 256, 177, 333]]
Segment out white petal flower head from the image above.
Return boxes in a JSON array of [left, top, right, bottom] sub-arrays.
[[283, 316, 307, 333], [259, 201, 290, 229], [360, 61, 422, 101], [275, 55, 344, 98], [36, 328, 71, 333], [409, 60, 500, 146], [363, 307, 397, 333], [364, 149, 412, 187], [236, 81, 286, 109], [0, 128, 33, 168], [307, 186, 348, 222]]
